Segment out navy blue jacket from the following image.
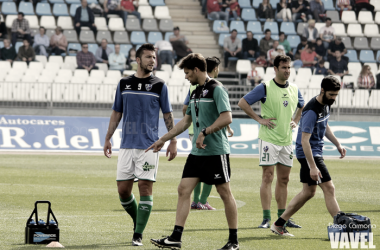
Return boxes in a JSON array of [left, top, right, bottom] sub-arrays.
[[74, 6, 95, 24]]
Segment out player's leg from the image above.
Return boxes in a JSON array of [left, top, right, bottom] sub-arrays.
[[192, 182, 201, 209], [198, 183, 215, 210], [319, 180, 340, 217]]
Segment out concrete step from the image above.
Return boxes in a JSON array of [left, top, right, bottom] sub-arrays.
[[188, 36, 216, 45], [189, 44, 219, 49], [191, 48, 221, 57], [172, 17, 208, 22], [172, 22, 210, 31], [166, 0, 200, 6], [169, 9, 202, 17], [181, 30, 215, 36]]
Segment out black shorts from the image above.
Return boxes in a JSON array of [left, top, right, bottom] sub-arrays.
[[298, 157, 332, 186], [182, 154, 231, 185]]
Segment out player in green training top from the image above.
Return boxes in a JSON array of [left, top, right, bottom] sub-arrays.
[[182, 56, 234, 211], [148, 53, 239, 250], [238, 55, 305, 229]]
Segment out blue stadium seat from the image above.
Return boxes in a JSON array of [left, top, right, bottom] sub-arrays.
[[230, 21, 245, 33], [49, 0, 65, 3], [15, 42, 23, 53], [66, 0, 80, 3], [287, 35, 301, 48], [67, 42, 81, 55], [247, 21, 262, 34], [238, 0, 251, 8], [131, 31, 147, 45], [120, 44, 132, 57], [280, 22, 296, 35], [321, 0, 334, 11], [254, 34, 264, 43], [1, 2, 17, 15], [149, 0, 165, 6], [87, 43, 98, 55], [70, 4, 80, 17], [218, 34, 229, 47], [36, 3, 52, 15], [270, 0, 279, 9], [19, 2, 35, 15], [148, 32, 163, 44], [108, 44, 115, 51], [272, 35, 279, 40], [164, 32, 173, 41], [377, 51, 380, 62], [360, 50, 376, 63], [346, 50, 359, 62], [263, 22, 279, 35], [252, 0, 261, 9], [213, 20, 229, 33], [241, 8, 257, 21], [0, 41, 4, 48], [87, 0, 98, 4], [53, 3, 69, 16], [237, 34, 247, 41], [136, 44, 142, 51]]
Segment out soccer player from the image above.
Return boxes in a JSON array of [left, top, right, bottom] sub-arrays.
[[148, 53, 239, 250], [103, 43, 177, 246], [238, 55, 304, 229], [271, 76, 346, 237], [182, 56, 234, 211]]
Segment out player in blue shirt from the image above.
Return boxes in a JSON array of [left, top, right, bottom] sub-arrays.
[[271, 76, 347, 237], [103, 43, 177, 246]]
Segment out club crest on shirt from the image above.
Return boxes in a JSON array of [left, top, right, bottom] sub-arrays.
[[283, 100, 288, 107], [145, 84, 153, 91], [263, 146, 269, 153], [192, 94, 196, 99], [202, 89, 209, 97]]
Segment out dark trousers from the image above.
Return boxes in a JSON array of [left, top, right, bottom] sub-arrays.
[[243, 51, 260, 60], [77, 65, 99, 71], [50, 47, 66, 56], [312, 9, 326, 22], [224, 51, 242, 68], [105, 10, 125, 24], [355, 3, 375, 18], [75, 22, 97, 37], [11, 32, 31, 47], [159, 50, 173, 66]]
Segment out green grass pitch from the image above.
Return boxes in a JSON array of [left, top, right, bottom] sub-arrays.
[[0, 154, 379, 250]]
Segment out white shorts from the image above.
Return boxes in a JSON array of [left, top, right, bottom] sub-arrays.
[[258, 139, 293, 167], [117, 149, 159, 182]]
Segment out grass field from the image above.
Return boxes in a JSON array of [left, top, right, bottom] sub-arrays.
[[0, 154, 379, 250]]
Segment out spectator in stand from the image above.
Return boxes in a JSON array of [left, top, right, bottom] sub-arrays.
[[120, 0, 141, 24], [16, 39, 35, 65], [75, 0, 97, 37], [269, 45, 286, 66], [260, 29, 274, 55], [357, 65, 375, 89], [258, 0, 274, 21], [303, 19, 318, 44], [315, 37, 326, 59], [227, 0, 241, 20], [247, 62, 262, 86], [76, 43, 99, 72], [327, 50, 348, 78], [315, 59, 328, 76], [276, 0, 292, 21], [223, 29, 242, 68], [255, 52, 268, 68], [0, 39, 17, 63], [33, 27, 49, 57], [319, 18, 335, 49], [11, 12, 31, 47], [154, 40, 174, 66], [279, 32, 293, 60], [293, 53, 303, 69], [0, 16, 7, 39], [327, 37, 347, 62], [170, 27, 192, 63], [108, 44, 126, 73], [242, 31, 259, 59], [95, 39, 113, 64], [336, 0, 352, 17], [310, 0, 326, 22], [126, 47, 137, 70], [104, 0, 125, 24], [301, 42, 318, 69], [354, 0, 375, 19], [267, 40, 279, 65], [50, 26, 68, 56], [291, 0, 312, 22], [169, 27, 189, 46], [207, 0, 228, 21], [296, 36, 308, 56]]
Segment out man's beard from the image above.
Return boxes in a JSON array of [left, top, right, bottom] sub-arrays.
[[322, 92, 335, 105], [140, 62, 153, 74]]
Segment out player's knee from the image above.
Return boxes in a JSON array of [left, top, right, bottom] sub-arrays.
[[304, 189, 316, 199], [262, 172, 274, 184], [324, 184, 336, 197], [138, 182, 152, 196], [118, 187, 132, 198], [177, 185, 191, 198], [216, 185, 231, 201], [278, 175, 290, 185]]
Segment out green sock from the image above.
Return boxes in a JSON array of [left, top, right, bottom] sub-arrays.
[[199, 183, 212, 204], [278, 209, 286, 218], [263, 210, 271, 220], [135, 195, 153, 234], [120, 194, 138, 228], [193, 182, 201, 203]]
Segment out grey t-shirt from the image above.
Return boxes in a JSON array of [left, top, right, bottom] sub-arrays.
[[169, 35, 188, 43], [223, 36, 241, 51]]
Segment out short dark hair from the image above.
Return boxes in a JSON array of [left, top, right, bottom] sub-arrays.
[[264, 29, 271, 34], [39, 26, 46, 33], [136, 43, 155, 59], [18, 12, 24, 17], [178, 53, 206, 72], [319, 59, 325, 64], [246, 31, 253, 35], [279, 31, 285, 36], [326, 17, 331, 21], [206, 56, 220, 73], [321, 76, 341, 91], [273, 55, 291, 68], [23, 39, 29, 43], [82, 43, 88, 47], [301, 36, 307, 42], [231, 29, 237, 33], [316, 37, 322, 42], [173, 26, 179, 31], [307, 42, 314, 48]]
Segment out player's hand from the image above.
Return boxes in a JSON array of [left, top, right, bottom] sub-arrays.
[[103, 139, 112, 158], [259, 118, 276, 129], [196, 133, 206, 149], [310, 167, 322, 181], [227, 127, 234, 137], [337, 145, 346, 159], [290, 121, 297, 129], [145, 139, 165, 153], [166, 139, 177, 161]]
